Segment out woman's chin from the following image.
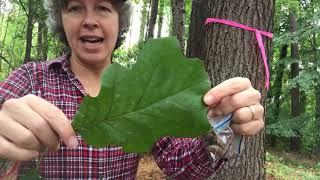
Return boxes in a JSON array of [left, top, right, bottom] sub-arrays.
[[77, 53, 111, 67]]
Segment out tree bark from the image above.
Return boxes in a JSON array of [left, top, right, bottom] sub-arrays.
[[146, 0, 159, 39], [186, 0, 207, 60], [24, 0, 34, 63], [187, 0, 274, 179], [273, 45, 288, 122], [269, 45, 288, 147], [42, 23, 48, 60], [139, 0, 148, 41], [37, 20, 43, 60], [171, 0, 185, 49], [289, 12, 301, 152], [157, 0, 164, 38]]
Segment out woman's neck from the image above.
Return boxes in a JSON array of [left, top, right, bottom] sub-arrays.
[[70, 55, 111, 97]]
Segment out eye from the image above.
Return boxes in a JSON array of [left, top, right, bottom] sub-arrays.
[[67, 4, 83, 13], [97, 5, 112, 13]]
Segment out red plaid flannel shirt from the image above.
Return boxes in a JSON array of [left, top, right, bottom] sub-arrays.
[[0, 55, 223, 179]]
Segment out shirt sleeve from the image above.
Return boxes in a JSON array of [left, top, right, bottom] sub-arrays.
[[0, 64, 33, 105], [0, 64, 33, 177], [152, 137, 225, 179]]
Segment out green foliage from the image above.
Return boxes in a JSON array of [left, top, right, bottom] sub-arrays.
[[73, 37, 211, 153], [21, 169, 41, 180], [289, 72, 319, 91], [0, 0, 63, 80], [113, 41, 145, 68], [268, 0, 320, 154], [266, 109, 312, 138], [315, 163, 320, 171]]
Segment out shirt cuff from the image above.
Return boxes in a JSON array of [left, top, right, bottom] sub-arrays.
[[0, 159, 20, 178]]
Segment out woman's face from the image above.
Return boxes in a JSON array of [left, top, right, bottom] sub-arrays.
[[62, 0, 119, 67]]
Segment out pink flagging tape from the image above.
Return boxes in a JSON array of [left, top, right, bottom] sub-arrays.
[[205, 18, 273, 90]]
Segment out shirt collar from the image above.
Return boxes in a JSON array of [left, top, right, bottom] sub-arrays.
[[48, 54, 71, 72]]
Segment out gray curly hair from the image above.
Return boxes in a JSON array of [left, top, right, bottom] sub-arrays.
[[43, 0, 132, 50]]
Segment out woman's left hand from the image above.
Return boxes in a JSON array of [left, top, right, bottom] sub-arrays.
[[203, 77, 264, 136]]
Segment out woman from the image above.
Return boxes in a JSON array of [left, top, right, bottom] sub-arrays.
[[0, 0, 264, 179]]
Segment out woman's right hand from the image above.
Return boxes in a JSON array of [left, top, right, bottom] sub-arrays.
[[0, 94, 78, 161]]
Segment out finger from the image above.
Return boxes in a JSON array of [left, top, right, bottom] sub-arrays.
[[23, 95, 78, 148], [231, 119, 264, 136], [210, 88, 261, 116], [203, 77, 252, 106], [0, 135, 39, 161], [0, 112, 41, 151], [232, 104, 264, 124], [3, 99, 59, 151]]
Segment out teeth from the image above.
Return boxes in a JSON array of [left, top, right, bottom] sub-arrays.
[[86, 38, 100, 41], [81, 37, 103, 43], [85, 40, 100, 43]]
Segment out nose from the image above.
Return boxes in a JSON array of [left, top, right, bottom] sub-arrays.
[[82, 10, 99, 30]]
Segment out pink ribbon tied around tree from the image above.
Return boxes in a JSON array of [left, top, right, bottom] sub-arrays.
[[205, 18, 273, 90]]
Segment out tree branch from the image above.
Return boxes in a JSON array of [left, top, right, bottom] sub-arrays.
[[18, 0, 28, 17], [0, 54, 14, 70]]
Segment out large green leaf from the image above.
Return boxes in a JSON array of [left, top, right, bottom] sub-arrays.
[[72, 37, 211, 153]]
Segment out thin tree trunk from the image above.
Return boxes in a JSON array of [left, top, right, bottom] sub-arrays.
[[157, 0, 164, 38], [146, 0, 159, 39], [144, 0, 151, 40], [24, 0, 34, 63], [42, 23, 48, 60], [37, 21, 43, 60], [139, 0, 148, 41], [273, 45, 288, 122], [269, 45, 288, 147], [187, 0, 274, 179], [289, 12, 301, 152], [169, 5, 173, 36], [171, 0, 185, 49]]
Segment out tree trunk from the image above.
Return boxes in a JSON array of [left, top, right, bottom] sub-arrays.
[[37, 20, 43, 60], [146, 0, 159, 39], [157, 0, 164, 38], [42, 23, 48, 60], [171, 0, 185, 49], [289, 12, 301, 152], [24, 0, 34, 63], [187, 0, 274, 179], [273, 45, 288, 122], [139, 0, 148, 41], [186, 0, 207, 60], [268, 45, 288, 147], [168, 5, 173, 36]]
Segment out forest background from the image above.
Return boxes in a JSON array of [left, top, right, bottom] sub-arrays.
[[0, 0, 319, 179]]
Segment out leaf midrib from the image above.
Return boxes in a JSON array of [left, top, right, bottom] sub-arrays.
[[108, 80, 206, 122]]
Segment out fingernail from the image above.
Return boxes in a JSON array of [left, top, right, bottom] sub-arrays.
[[204, 95, 214, 105], [207, 109, 214, 118], [55, 143, 60, 151], [212, 108, 224, 117], [68, 136, 79, 148]]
